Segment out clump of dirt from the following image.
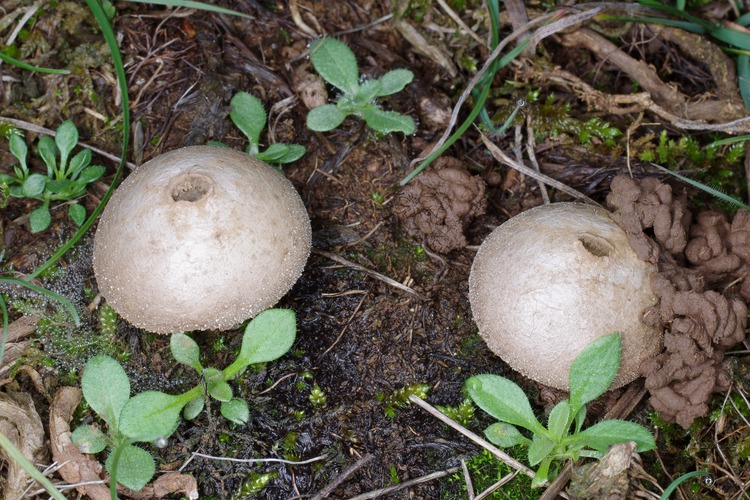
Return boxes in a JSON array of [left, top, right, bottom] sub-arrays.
[[606, 175, 748, 428], [394, 158, 486, 253]]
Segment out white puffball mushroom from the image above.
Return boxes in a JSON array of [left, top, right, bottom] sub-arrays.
[[469, 203, 662, 391], [93, 146, 311, 334]]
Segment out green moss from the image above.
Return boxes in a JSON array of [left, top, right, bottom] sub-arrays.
[[445, 448, 539, 499]]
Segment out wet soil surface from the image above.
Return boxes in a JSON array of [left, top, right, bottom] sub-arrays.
[[1, 1, 750, 499]]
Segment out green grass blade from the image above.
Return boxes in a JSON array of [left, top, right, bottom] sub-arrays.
[[737, 54, 750, 111], [0, 432, 67, 500], [25, 0, 131, 281], [0, 52, 70, 74], [650, 162, 750, 210], [0, 278, 80, 325], [0, 297, 7, 367], [660, 471, 710, 500], [127, 0, 253, 19]]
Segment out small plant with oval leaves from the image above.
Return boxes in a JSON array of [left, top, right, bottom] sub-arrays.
[[224, 91, 305, 164], [306, 37, 415, 135], [466, 333, 656, 487], [72, 309, 297, 490], [0, 121, 106, 232]]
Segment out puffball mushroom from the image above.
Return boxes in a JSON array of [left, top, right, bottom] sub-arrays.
[[93, 146, 311, 334], [469, 203, 662, 391]]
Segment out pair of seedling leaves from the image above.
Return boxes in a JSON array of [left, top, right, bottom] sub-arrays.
[[71, 309, 296, 491], [467, 333, 656, 487], [0, 121, 105, 233]]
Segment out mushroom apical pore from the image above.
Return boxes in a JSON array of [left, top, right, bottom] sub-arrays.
[[93, 146, 312, 334], [469, 203, 663, 391]]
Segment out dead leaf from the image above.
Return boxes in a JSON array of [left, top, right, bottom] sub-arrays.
[[49, 386, 111, 500], [0, 391, 46, 499]]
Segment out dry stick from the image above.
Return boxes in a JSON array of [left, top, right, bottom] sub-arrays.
[[474, 470, 521, 500], [0, 116, 138, 170], [435, 0, 486, 47], [320, 292, 367, 357], [408, 395, 537, 480], [345, 466, 461, 500], [480, 133, 599, 206], [461, 458, 475, 499], [525, 117, 550, 204], [311, 453, 374, 500], [312, 249, 424, 299]]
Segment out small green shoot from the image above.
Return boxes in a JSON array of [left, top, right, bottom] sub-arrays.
[[118, 309, 296, 441], [72, 355, 156, 491], [308, 383, 327, 407], [381, 383, 430, 418], [0, 121, 106, 233], [436, 397, 476, 427], [306, 38, 415, 135], [467, 334, 656, 487], [227, 92, 305, 164]]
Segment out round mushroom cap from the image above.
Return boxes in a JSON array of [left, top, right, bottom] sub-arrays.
[[93, 146, 311, 334], [468, 203, 662, 391]]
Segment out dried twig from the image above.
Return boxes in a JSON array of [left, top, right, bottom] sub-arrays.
[[480, 133, 599, 205], [313, 249, 424, 299], [311, 453, 374, 500], [345, 466, 461, 500], [408, 395, 537, 481]]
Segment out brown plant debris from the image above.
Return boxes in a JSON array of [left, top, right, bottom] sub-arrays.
[[606, 175, 748, 428], [0, 392, 46, 499], [394, 159, 486, 253]]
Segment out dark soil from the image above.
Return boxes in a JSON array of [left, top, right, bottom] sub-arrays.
[[1, 1, 749, 499]]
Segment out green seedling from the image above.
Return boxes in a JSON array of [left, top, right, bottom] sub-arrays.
[[226, 91, 305, 164], [72, 355, 156, 491], [466, 333, 656, 488], [117, 308, 296, 441], [0, 121, 106, 233], [73, 309, 296, 490], [306, 37, 415, 135], [308, 383, 327, 407], [436, 397, 476, 427]]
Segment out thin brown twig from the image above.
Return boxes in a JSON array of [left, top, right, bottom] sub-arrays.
[[345, 466, 461, 500], [312, 249, 424, 299], [311, 453, 374, 500], [408, 395, 537, 481], [480, 133, 599, 205]]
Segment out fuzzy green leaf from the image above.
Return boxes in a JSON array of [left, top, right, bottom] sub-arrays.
[[76, 165, 106, 184], [484, 422, 531, 448], [310, 37, 360, 95], [119, 391, 185, 442], [230, 309, 296, 374], [221, 398, 249, 425], [375, 69, 414, 96], [230, 92, 266, 147], [9, 134, 28, 170], [356, 79, 383, 104], [170, 333, 202, 372], [55, 120, 78, 174], [183, 396, 205, 421], [361, 106, 415, 135], [569, 333, 621, 416], [82, 355, 131, 429], [105, 443, 155, 491], [71, 424, 107, 454], [68, 203, 86, 226], [22, 174, 46, 198], [207, 370, 233, 402], [528, 433, 555, 466], [29, 205, 52, 233], [37, 135, 57, 175], [256, 143, 306, 164], [531, 456, 552, 488], [548, 400, 571, 442], [68, 147, 92, 178], [307, 104, 346, 131], [573, 419, 655, 453], [466, 374, 546, 435]]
